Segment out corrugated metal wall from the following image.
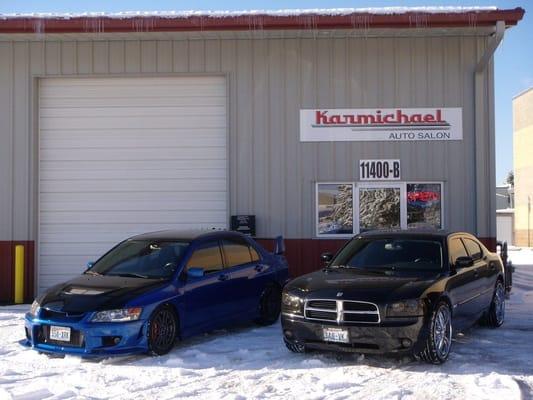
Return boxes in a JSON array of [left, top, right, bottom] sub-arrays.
[[0, 34, 494, 244]]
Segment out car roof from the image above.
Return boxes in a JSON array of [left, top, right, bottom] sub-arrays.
[[128, 229, 246, 241], [356, 229, 454, 240]]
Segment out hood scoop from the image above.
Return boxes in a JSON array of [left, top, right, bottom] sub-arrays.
[[63, 286, 111, 296]]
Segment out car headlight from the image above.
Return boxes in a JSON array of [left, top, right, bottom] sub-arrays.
[[386, 299, 424, 317], [91, 308, 143, 323], [282, 292, 303, 315], [29, 300, 40, 317]]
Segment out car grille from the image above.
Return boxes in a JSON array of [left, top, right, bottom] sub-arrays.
[[304, 299, 380, 324], [37, 325, 85, 348], [40, 308, 86, 322]]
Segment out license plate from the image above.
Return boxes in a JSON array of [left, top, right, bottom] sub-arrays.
[[49, 326, 71, 342], [323, 328, 349, 343]]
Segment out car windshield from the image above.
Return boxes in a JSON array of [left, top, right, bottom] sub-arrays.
[[331, 238, 443, 271], [88, 240, 190, 279]]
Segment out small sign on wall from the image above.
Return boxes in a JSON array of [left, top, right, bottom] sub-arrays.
[[230, 215, 256, 236], [359, 159, 401, 181]]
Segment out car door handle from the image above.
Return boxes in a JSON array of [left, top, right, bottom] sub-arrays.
[[489, 263, 496, 270], [473, 271, 479, 278], [254, 265, 264, 272], [218, 273, 229, 281]]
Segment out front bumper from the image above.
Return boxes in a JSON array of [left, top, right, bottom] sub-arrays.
[[281, 314, 428, 355], [24, 313, 149, 356]]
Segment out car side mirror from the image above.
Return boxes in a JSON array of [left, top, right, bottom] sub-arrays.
[[86, 261, 95, 270], [321, 252, 333, 264], [187, 267, 205, 279], [455, 256, 474, 270]]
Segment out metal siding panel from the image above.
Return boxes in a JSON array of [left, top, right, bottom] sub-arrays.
[[141, 40, 156, 73], [252, 39, 268, 235], [172, 40, 188, 72], [13, 42, 30, 240], [268, 39, 285, 236], [0, 42, 13, 240], [283, 38, 302, 237], [205, 40, 221, 72], [188, 40, 205, 72], [45, 42, 61, 75], [156, 41, 172, 73], [60, 42, 77, 75], [76, 42, 92, 74], [93, 41, 109, 74], [109, 41, 125, 73], [124, 40, 141, 73]]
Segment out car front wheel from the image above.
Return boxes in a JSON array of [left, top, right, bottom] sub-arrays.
[[485, 280, 505, 328], [417, 301, 453, 364], [147, 305, 178, 356]]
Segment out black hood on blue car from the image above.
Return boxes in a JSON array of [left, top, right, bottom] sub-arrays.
[[37, 275, 168, 314]]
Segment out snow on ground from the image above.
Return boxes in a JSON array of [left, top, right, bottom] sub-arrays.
[[1, 250, 532, 400]]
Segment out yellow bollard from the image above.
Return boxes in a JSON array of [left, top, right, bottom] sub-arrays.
[[14, 245, 25, 304]]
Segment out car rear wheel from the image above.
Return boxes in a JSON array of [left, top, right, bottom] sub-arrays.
[[284, 337, 306, 353], [147, 305, 178, 356], [417, 301, 452, 364], [255, 284, 281, 326], [485, 280, 505, 328]]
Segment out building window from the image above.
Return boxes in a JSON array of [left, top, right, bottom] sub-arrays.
[[316, 183, 354, 236], [316, 181, 443, 237], [407, 183, 442, 229]]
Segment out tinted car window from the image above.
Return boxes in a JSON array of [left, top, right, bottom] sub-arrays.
[[186, 242, 224, 274], [222, 240, 253, 267], [449, 238, 469, 264], [332, 238, 443, 271], [89, 240, 189, 279], [463, 238, 483, 260]]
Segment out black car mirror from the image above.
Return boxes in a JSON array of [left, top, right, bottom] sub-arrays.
[[274, 235, 285, 255], [321, 252, 333, 264], [187, 267, 205, 279], [455, 256, 474, 270]]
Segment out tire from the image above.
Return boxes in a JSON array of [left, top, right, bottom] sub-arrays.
[[485, 280, 505, 328], [147, 305, 178, 356], [255, 284, 281, 326], [417, 301, 453, 364], [284, 337, 306, 353]]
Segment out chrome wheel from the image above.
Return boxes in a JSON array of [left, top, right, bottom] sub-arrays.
[[433, 304, 452, 360], [494, 282, 505, 325]]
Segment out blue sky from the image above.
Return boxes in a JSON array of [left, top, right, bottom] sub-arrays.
[[0, 0, 531, 184]]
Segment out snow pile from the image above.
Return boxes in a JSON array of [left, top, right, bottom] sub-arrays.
[[0, 7, 499, 20], [0, 252, 532, 399]]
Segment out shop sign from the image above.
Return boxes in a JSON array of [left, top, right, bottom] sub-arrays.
[[359, 159, 400, 181], [300, 108, 462, 142]]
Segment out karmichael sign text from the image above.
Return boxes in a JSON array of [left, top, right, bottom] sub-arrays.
[[300, 108, 462, 141]]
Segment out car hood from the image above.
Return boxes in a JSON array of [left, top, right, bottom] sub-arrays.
[[285, 268, 442, 303], [36, 274, 169, 314]]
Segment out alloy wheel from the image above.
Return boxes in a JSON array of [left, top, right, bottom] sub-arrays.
[[494, 282, 505, 325], [433, 305, 452, 360]]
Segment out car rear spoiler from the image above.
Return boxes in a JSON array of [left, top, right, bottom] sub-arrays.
[[274, 235, 285, 255]]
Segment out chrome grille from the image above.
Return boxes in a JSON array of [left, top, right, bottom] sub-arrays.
[[304, 299, 380, 324]]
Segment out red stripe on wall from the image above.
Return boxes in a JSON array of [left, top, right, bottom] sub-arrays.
[[0, 241, 35, 303]]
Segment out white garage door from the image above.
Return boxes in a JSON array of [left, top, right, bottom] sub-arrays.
[[38, 76, 227, 292]]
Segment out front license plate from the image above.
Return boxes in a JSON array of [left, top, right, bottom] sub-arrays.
[[49, 325, 71, 342], [323, 328, 349, 343]]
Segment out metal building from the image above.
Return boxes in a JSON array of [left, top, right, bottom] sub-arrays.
[[0, 7, 525, 301]]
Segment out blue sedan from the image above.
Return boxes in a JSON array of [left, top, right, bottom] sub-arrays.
[[24, 230, 289, 356]]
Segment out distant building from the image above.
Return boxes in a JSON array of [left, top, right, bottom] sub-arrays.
[[513, 87, 533, 246], [496, 184, 514, 210]]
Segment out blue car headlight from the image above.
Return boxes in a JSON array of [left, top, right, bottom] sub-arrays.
[[91, 308, 143, 323]]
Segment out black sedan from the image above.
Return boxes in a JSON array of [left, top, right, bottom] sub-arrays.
[[281, 230, 506, 364]]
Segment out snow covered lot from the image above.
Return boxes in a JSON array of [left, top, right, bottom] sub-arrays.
[[1, 251, 532, 400]]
